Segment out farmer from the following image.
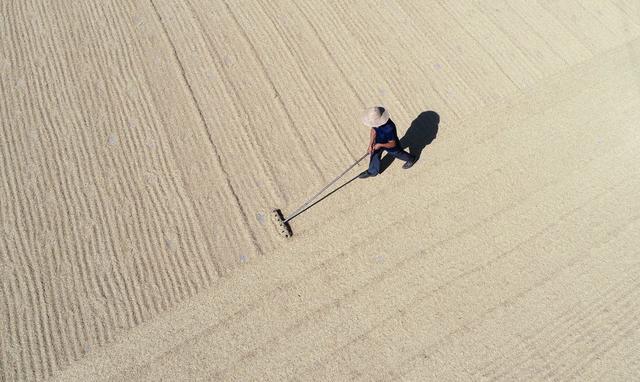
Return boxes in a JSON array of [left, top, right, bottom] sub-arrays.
[[359, 106, 415, 178]]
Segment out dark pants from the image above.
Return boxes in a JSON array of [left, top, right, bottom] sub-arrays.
[[368, 148, 414, 175]]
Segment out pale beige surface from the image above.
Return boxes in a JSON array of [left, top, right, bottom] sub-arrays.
[[1, 1, 640, 381]]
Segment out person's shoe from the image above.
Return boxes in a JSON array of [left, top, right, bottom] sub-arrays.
[[358, 171, 376, 179], [402, 160, 415, 169]]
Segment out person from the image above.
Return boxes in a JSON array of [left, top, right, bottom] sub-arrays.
[[358, 106, 415, 179]]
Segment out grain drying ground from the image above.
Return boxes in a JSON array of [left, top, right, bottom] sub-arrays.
[[1, 0, 639, 381]]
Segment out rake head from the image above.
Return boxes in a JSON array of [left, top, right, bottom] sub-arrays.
[[271, 209, 292, 238]]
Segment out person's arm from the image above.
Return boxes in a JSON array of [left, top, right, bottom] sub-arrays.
[[367, 128, 376, 153], [373, 140, 397, 150]]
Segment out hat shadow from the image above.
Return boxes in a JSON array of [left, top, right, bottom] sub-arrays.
[[380, 110, 440, 173]]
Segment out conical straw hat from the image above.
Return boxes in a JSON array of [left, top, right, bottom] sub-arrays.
[[361, 106, 390, 127]]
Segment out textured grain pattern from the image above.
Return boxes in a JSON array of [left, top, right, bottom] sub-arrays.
[[1, 1, 639, 381]]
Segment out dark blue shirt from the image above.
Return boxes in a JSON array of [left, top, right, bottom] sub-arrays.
[[374, 119, 401, 152]]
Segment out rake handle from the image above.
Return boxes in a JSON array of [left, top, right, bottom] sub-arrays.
[[284, 152, 368, 223]]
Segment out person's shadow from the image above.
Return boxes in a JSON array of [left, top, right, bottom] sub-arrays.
[[380, 110, 440, 173]]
